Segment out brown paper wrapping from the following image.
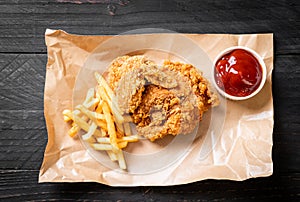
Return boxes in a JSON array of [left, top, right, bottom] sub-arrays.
[[39, 29, 273, 186]]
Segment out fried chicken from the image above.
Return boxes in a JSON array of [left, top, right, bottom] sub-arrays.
[[163, 60, 219, 115], [108, 55, 153, 90], [133, 85, 181, 141], [106, 55, 218, 141]]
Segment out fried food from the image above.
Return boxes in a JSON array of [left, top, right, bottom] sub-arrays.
[[108, 55, 150, 90], [163, 61, 219, 113], [107, 56, 217, 141], [63, 73, 139, 170], [132, 85, 182, 141]]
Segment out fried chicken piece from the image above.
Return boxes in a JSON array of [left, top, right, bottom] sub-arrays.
[[108, 56, 218, 141], [132, 84, 199, 141], [114, 64, 180, 115], [114, 64, 199, 141]]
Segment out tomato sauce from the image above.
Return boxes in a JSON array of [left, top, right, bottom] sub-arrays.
[[214, 49, 263, 97]]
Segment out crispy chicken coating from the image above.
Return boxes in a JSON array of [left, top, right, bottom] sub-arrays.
[[133, 85, 181, 141], [163, 60, 219, 115], [108, 55, 153, 90], [107, 56, 218, 141]]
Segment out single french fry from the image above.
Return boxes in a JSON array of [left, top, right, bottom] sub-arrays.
[[96, 135, 138, 144], [102, 101, 119, 152], [63, 109, 73, 121], [106, 150, 118, 161], [64, 115, 72, 122], [83, 88, 95, 106], [96, 137, 110, 144], [82, 122, 97, 140], [92, 143, 113, 151], [118, 141, 128, 149], [95, 113, 105, 120], [115, 121, 125, 136], [93, 140, 127, 148], [63, 109, 73, 122], [94, 72, 114, 99], [116, 150, 126, 170], [123, 122, 132, 136], [122, 135, 139, 142], [68, 125, 79, 137]]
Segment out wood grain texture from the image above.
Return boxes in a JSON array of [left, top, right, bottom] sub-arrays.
[[0, 170, 299, 201], [273, 55, 300, 134], [0, 54, 46, 110], [0, 0, 299, 53], [0, 130, 47, 170], [0, 0, 299, 201]]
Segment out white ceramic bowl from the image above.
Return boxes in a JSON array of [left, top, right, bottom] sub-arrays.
[[212, 46, 267, 101]]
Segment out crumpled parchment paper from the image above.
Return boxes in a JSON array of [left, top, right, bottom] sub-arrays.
[[39, 29, 273, 186]]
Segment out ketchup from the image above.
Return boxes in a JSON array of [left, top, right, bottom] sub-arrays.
[[214, 49, 262, 97]]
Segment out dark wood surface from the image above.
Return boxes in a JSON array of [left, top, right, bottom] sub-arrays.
[[0, 0, 299, 201]]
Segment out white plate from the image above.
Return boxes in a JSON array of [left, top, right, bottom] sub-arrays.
[[73, 29, 227, 174]]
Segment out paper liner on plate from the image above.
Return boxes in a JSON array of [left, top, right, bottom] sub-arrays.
[[39, 29, 273, 186]]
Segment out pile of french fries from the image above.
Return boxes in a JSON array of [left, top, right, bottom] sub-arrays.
[[63, 72, 138, 170]]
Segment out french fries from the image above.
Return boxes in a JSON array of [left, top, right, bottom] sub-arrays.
[[96, 85, 125, 124], [102, 101, 119, 153], [95, 72, 114, 100], [63, 72, 138, 170]]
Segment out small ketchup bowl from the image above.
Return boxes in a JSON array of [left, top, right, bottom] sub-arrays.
[[212, 46, 267, 101]]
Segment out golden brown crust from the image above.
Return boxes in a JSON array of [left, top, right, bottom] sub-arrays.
[[107, 56, 218, 141], [108, 55, 146, 90], [132, 85, 182, 141], [163, 60, 219, 114]]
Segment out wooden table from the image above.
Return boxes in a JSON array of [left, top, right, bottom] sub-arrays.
[[0, 0, 299, 201]]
